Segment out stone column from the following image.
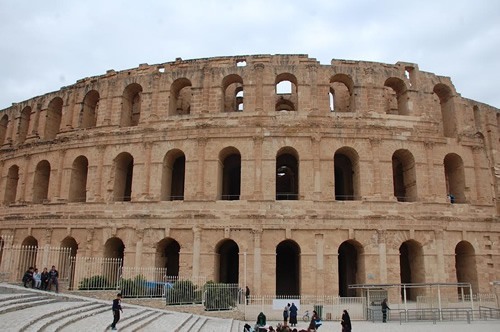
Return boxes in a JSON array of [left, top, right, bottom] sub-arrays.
[[54, 149, 66, 201], [135, 229, 144, 268], [311, 134, 321, 200], [254, 63, 264, 113], [20, 155, 31, 202], [195, 138, 207, 199], [315, 233, 325, 295], [435, 230, 446, 282], [141, 142, 153, 199], [369, 138, 381, 198], [377, 230, 388, 283], [472, 146, 485, 202], [192, 227, 201, 279], [252, 228, 262, 295], [307, 64, 318, 112], [252, 136, 263, 200], [424, 141, 436, 202], [94, 145, 106, 202]]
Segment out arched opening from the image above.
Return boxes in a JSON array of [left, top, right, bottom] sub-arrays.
[[113, 153, 134, 202], [455, 241, 478, 295], [219, 148, 241, 200], [104, 237, 125, 285], [81, 90, 99, 129], [384, 77, 409, 115], [0, 236, 5, 268], [0, 114, 8, 145], [275, 73, 298, 112], [33, 160, 51, 204], [216, 239, 239, 284], [434, 84, 455, 138], [276, 148, 299, 200], [399, 240, 425, 301], [156, 238, 180, 277], [276, 240, 300, 296], [222, 74, 244, 112], [444, 153, 466, 204], [392, 149, 417, 202], [61, 236, 78, 289], [44, 97, 63, 140], [121, 83, 142, 127], [334, 147, 360, 200], [69, 156, 88, 202], [161, 150, 186, 201], [4, 165, 19, 204], [330, 74, 353, 112], [18, 106, 32, 144], [169, 78, 192, 115], [19, 236, 38, 280], [338, 241, 364, 297]]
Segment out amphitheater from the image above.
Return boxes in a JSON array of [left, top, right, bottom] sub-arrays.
[[0, 54, 498, 323]]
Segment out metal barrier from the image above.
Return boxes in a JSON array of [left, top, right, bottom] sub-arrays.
[[479, 306, 500, 319], [399, 308, 439, 324]]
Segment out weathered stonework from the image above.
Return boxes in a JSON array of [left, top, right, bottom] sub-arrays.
[[0, 54, 498, 297]]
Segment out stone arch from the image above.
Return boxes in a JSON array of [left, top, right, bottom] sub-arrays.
[[276, 239, 300, 296], [334, 147, 360, 200], [44, 97, 63, 140], [330, 74, 354, 112], [392, 149, 417, 202], [4, 164, 19, 205], [156, 238, 180, 277], [384, 77, 409, 115], [161, 149, 185, 201], [0, 114, 8, 145], [444, 153, 466, 203], [222, 74, 244, 112], [455, 241, 478, 295], [19, 236, 38, 279], [33, 160, 51, 204], [218, 147, 241, 200], [399, 239, 425, 301], [121, 83, 142, 127], [18, 106, 32, 144], [215, 239, 239, 284], [275, 73, 298, 112], [434, 83, 455, 138], [61, 236, 78, 289], [81, 90, 99, 129], [338, 240, 364, 297], [69, 156, 89, 202], [104, 237, 124, 284], [276, 147, 299, 200], [113, 152, 134, 202], [169, 78, 192, 116]]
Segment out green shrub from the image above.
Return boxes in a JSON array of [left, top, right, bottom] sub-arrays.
[[203, 281, 238, 311], [165, 279, 201, 305], [78, 275, 113, 290]]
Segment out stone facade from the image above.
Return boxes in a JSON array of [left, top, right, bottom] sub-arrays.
[[0, 54, 498, 297]]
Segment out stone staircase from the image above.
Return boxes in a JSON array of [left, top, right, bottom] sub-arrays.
[[0, 283, 245, 332]]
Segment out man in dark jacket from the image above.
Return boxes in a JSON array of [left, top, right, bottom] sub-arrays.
[[110, 293, 123, 330], [40, 267, 49, 290], [22, 267, 34, 288], [48, 265, 59, 293]]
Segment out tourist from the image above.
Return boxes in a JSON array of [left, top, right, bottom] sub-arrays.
[[22, 267, 34, 288], [33, 268, 41, 289], [40, 267, 49, 290], [289, 302, 298, 327], [283, 303, 290, 326], [47, 265, 59, 293], [246, 286, 250, 304], [308, 310, 321, 331], [341, 309, 352, 331], [381, 298, 390, 322], [110, 293, 123, 330]]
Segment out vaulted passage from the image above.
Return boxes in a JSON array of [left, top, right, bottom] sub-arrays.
[[19, 236, 38, 279], [455, 241, 478, 295], [113, 153, 134, 201], [104, 237, 125, 284], [221, 152, 241, 200], [276, 149, 299, 200], [4, 165, 19, 205], [216, 239, 239, 284], [162, 150, 185, 201], [334, 147, 359, 200], [156, 238, 180, 277], [392, 149, 417, 202], [444, 153, 466, 203], [33, 160, 50, 204], [276, 240, 300, 296], [399, 240, 425, 301], [69, 156, 88, 202], [338, 241, 363, 297]]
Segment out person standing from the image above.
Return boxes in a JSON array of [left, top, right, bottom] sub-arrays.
[[381, 298, 390, 322], [341, 309, 352, 332], [110, 293, 123, 330], [283, 303, 290, 326], [289, 302, 298, 327], [245, 286, 250, 304], [48, 265, 59, 293]]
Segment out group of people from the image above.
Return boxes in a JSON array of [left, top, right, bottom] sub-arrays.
[[22, 265, 59, 292]]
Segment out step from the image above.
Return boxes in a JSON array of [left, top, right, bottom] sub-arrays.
[[21, 302, 106, 332], [0, 298, 57, 315], [51, 305, 120, 332], [120, 311, 165, 332]]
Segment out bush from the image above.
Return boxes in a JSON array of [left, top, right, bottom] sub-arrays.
[[203, 281, 238, 311], [120, 274, 148, 298], [165, 279, 201, 305], [78, 275, 113, 290]]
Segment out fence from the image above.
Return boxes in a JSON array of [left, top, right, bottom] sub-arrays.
[[245, 295, 365, 321], [0, 242, 72, 283], [70, 256, 122, 290], [203, 283, 242, 311]]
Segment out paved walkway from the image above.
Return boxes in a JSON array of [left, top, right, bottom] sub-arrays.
[[0, 283, 498, 331]]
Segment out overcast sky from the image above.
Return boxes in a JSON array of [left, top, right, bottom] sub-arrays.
[[1, 0, 499, 110]]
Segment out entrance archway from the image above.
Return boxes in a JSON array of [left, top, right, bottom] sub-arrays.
[[276, 240, 300, 296], [399, 240, 425, 301], [338, 241, 364, 297], [156, 238, 180, 277], [455, 241, 478, 295], [216, 239, 239, 284]]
